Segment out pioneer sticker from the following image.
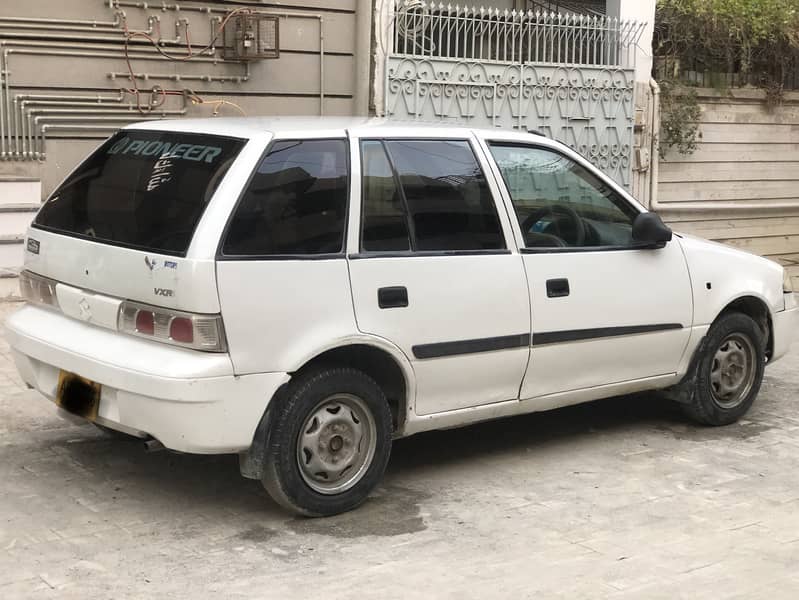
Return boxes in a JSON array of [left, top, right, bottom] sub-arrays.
[[107, 136, 223, 164]]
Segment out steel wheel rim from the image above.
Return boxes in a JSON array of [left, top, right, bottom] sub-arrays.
[[709, 333, 757, 409], [296, 393, 377, 495]]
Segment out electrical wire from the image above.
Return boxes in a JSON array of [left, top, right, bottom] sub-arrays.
[[186, 90, 247, 117], [121, 8, 253, 115]]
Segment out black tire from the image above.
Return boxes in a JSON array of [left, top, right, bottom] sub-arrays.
[[261, 367, 393, 517], [682, 311, 766, 426]]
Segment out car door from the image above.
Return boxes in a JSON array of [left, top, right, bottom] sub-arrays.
[[481, 138, 693, 400], [347, 135, 531, 416]]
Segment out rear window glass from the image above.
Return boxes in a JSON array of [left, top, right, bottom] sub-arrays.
[[222, 139, 349, 256], [34, 130, 245, 256]]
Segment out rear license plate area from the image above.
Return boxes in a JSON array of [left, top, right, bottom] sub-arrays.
[[56, 371, 101, 421]]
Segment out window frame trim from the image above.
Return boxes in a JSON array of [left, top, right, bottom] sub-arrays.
[[216, 136, 351, 261], [348, 249, 512, 260], [355, 136, 509, 257], [483, 139, 646, 254]]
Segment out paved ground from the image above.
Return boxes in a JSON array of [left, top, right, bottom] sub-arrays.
[[2, 302, 799, 599]]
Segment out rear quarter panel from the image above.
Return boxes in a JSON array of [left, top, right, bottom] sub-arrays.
[[216, 259, 360, 374]]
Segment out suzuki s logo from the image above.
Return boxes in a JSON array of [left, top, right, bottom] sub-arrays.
[[78, 298, 92, 321], [154, 288, 174, 297]]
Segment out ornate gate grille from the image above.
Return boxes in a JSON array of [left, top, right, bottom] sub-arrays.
[[385, 2, 645, 187]]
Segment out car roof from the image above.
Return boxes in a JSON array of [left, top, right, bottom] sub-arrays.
[[124, 116, 546, 142]]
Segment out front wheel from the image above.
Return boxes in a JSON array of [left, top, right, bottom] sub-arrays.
[[682, 311, 766, 426], [261, 367, 393, 517]]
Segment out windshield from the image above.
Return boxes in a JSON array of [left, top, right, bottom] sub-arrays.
[[34, 130, 246, 256]]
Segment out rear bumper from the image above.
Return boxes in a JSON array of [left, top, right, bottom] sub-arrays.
[[5, 304, 289, 454], [771, 294, 799, 363]]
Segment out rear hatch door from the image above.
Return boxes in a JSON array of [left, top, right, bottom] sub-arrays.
[[25, 129, 248, 315]]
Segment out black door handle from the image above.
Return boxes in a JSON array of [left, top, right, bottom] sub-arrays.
[[546, 278, 570, 298], [378, 286, 408, 309]]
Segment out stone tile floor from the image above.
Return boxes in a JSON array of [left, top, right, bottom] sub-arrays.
[[2, 301, 799, 599]]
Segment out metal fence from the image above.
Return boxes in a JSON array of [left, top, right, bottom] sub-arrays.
[[393, 1, 645, 68], [385, 1, 645, 188], [527, 1, 606, 17]]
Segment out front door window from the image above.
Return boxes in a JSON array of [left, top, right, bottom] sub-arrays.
[[488, 144, 639, 249]]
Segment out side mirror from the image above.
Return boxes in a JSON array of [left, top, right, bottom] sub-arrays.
[[632, 212, 672, 247]]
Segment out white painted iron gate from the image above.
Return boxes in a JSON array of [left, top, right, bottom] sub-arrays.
[[385, 2, 645, 187]]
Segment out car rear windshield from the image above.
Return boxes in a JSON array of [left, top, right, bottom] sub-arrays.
[[34, 130, 246, 256]]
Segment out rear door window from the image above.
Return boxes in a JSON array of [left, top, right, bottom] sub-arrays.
[[222, 139, 349, 257], [360, 139, 505, 252], [34, 130, 245, 256]]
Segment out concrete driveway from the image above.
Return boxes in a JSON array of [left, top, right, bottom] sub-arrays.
[[2, 302, 799, 599]]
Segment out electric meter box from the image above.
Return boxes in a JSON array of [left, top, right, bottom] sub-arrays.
[[223, 14, 280, 60]]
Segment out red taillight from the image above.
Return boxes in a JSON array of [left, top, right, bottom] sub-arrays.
[[118, 301, 226, 352], [135, 310, 155, 335], [169, 317, 194, 343]]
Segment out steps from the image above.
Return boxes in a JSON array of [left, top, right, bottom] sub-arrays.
[[0, 178, 41, 300]]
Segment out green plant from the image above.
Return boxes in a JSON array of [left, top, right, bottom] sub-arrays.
[[655, 0, 799, 92], [658, 80, 701, 159]]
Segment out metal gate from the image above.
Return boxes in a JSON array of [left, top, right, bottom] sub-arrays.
[[384, 2, 645, 187]]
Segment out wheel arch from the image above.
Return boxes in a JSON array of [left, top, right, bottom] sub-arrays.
[[290, 341, 414, 436], [663, 293, 773, 406], [717, 294, 774, 360], [239, 338, 414, 481]]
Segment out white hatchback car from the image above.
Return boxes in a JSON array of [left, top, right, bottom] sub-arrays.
[[7, 118, 798, 516]]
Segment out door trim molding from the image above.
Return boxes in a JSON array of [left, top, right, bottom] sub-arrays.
[[412, 333, 530, 359], [412, 324, 684, 359], [532, 323, 684, 346]]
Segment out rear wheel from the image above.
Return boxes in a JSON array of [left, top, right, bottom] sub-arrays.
[[682, 312, 765, 426], [261, 367, 392, 517]]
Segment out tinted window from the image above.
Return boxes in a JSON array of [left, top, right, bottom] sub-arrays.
[[34, 130, 245, 255], [360, 141, 411, 251], [489, 144, 639, 249], [223, 139, 348, 256], [378, 140, 504, 252]]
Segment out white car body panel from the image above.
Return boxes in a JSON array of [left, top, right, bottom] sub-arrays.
[[676, 234, 785, 321], [519, 242, 693, 399], [217, 259, 358, 375], [403, 373, 679, 437], [23, 228, 222, 313], [6, 117, 798, 457], [6, 304, 289, 453], [348, 254, 530, 414]]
